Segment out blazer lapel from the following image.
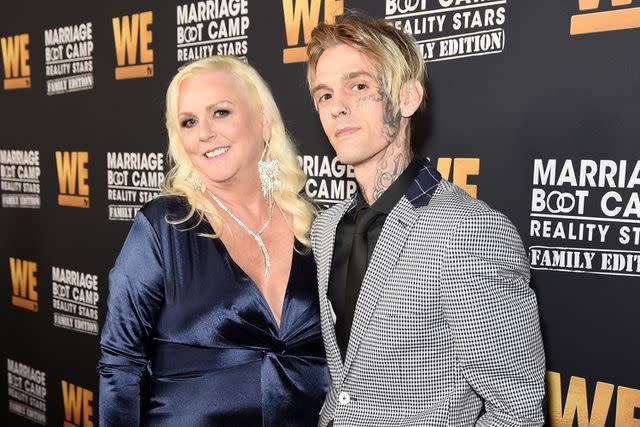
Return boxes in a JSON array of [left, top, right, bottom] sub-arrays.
[[316, 199, 354, 379], [342, 197, 419, 376]]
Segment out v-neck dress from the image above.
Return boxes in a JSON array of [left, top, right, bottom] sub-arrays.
[[98, 196, 330, 427]]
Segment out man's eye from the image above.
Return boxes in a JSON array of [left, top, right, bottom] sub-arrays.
[[181, 118, 197, 128], [318, 93, 331, 103], [214, 109, 229, 118], [353, 83, 367, 91]]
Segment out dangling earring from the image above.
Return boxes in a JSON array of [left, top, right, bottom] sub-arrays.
[[258, 139, 280, 209], [186, 172, 205, 193]]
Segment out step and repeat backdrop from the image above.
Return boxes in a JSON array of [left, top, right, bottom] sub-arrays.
[[1, 1, 639, 426]]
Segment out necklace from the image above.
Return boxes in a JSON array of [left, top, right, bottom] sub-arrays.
[[207, 190, 273, 277]]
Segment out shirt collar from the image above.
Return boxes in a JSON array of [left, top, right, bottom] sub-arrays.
[[405, 157, 442, 208]]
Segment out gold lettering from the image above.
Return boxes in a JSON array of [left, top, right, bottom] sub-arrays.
[[56, 151, 90, 207], [1, 36, 21, 77], [282, 0, 343, 63], [62, 380, 83, 425], [112, 15, 139, 66], [615, 386, 640, 426], [452, 158, 479, 198], [77, 152, 89, 196], [139, 12, 153, 64], [56, 152, 78, 194], [571, 1, 640, 35], [9, 258, 37, 302], [113, 12, 154, 79], [547, 371, 614, 427]]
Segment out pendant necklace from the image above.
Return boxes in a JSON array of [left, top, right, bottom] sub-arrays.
[[207, 190, 273, 277]]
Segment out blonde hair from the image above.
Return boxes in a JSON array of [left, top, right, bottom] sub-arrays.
[[306, 16, 426, 116], [162, 56, 316, 247]]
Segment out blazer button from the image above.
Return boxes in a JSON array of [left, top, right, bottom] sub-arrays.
[[338, 391, 350, 405]]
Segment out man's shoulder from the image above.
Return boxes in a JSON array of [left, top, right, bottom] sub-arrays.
[[420, 179, 494, 220], [421, 180, 522, 242]]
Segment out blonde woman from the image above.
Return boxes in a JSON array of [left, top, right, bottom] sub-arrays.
[[98, 56, 329, 426]]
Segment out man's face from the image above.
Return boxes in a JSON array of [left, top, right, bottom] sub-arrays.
[[311, 43, 401, 169]]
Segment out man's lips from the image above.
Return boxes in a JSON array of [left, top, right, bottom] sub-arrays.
[[334, 127, 360, 138]]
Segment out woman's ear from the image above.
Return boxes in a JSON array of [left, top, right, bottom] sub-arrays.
[[399, 79, 424, 118]]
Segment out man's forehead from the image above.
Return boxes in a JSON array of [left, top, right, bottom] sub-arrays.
[[315, 45, 378, 83]]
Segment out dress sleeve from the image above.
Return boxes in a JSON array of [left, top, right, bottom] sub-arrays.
[[98, 212, 164, 426], [441, 210, 546, 426]]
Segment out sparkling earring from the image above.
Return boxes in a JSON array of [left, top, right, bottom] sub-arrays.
[[258, 139, 280, 208]]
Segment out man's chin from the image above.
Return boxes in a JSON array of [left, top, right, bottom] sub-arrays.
[[337, 153, 373, 169], [335, 154, 358, 166]]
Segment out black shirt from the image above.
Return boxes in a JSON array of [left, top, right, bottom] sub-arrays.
[[328, 159, 422, 360]]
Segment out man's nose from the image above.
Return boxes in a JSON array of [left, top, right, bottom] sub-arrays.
[[330, 93, 350, 118]]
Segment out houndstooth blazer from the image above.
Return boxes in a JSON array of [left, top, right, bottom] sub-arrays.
[[311, 163, 546, 426]]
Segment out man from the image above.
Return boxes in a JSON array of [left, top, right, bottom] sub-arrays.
[[307, 17, 545, 426]]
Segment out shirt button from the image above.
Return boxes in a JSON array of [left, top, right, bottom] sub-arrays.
[[338, 391, 350, 405]]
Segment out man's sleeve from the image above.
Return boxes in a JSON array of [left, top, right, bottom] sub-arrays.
[[441, 209, 546, 426]]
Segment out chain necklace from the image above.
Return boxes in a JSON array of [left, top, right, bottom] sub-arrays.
[[207, 190, 273, 277]]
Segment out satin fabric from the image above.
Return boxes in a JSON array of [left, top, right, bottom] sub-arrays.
[[98, 196, 330, 426]]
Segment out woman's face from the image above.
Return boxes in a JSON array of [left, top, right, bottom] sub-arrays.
[[177, 70, 270, 192]]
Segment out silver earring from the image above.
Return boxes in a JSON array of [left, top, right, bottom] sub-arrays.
[[258, 139, 280, 208]]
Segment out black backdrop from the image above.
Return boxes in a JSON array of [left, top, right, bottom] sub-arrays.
[[2, 1, 639, 426]]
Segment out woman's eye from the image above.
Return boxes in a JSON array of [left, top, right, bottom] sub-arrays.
[[214, 109, 229, 118], [181, 118, 197, 128], [353, 83, 367, 91]]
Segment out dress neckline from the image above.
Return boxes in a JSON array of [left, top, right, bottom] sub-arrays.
[[198, 217, 296, 336]]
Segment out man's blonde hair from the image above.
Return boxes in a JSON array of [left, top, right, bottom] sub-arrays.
[[306, 16, 426, 116], [162, 56, 316, 247]]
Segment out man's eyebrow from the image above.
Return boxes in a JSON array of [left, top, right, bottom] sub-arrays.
[[343, 71, 375, 81], [311, 83, 331, 95], [311, 71, 375, 94]]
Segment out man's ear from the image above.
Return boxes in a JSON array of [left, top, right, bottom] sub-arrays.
[[262, 110, 273, 142], [399, 79, 424, 118]]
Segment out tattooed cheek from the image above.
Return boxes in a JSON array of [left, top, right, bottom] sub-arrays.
[[355, 94, 382, 108]]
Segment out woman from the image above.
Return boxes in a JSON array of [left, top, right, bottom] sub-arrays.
[[98, 56, 330, 426]]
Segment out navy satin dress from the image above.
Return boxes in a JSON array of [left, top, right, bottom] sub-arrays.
[[98, 196, 330, 426]]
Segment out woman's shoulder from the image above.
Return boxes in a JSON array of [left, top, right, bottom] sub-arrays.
[[135, 195, 198, 236], [135, 194, 209, 234], [137, 195, 191, 229]]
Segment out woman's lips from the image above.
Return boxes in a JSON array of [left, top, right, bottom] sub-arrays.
[[204, 146, 230, 159]]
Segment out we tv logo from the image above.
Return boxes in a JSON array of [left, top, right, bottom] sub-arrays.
[[1, 33, 31, 90], [282, 0, 343, 63], [9, 257, 38, 312], [571, 0, 640, 35], [55, 151, 90, 208], [112, 11, 154, 80], [61, 380, 94, 427]]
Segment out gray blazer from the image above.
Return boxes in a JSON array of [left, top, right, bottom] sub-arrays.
[[311, 171, 546, 426]]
